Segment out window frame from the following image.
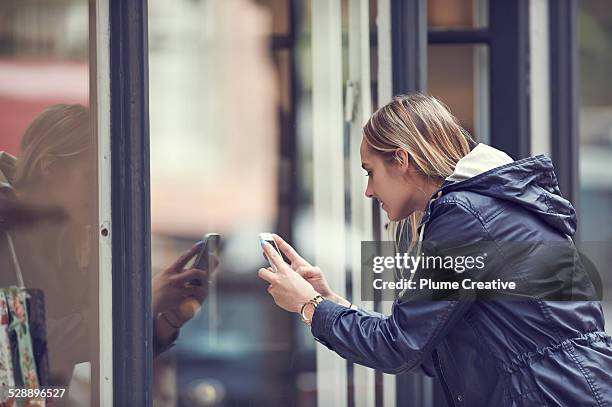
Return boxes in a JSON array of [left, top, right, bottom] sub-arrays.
[[109, 0, 152, 405]]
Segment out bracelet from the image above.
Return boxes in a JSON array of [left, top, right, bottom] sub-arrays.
[[300, 295, 324, 325], [159, 311, 182, 329]]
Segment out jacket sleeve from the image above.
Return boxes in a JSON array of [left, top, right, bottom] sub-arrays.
[[153, 316, 180, 358], [311, 299, 470, 374], [310, 200, 492, 374], [350, 307, 437, 377]]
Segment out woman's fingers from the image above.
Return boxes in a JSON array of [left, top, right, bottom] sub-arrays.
[[262, 242, 287, 273], [177, 268, 208, 285], [295, 266, 313, 277], [273, 234, 310, 266], [169, 242, 203, 272], [258, 267, 277, 283], [296, 265, 321, 278], [182, 286, 208, 302]]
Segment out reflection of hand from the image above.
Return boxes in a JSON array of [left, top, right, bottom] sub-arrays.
[[258, 241, 319, 313], [152, 242, 209, 325], [272, 234, 335, 299]]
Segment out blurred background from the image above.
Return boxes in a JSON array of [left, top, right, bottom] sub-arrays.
[[0, 0, 611, 406]]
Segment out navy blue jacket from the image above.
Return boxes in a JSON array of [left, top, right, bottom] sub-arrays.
[[312, 154, 612, 406]]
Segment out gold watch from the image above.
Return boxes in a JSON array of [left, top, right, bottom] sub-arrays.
[[300, 295, 324, 325]]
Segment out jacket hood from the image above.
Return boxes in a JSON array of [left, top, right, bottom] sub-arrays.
[[440, 143, 577, 236]]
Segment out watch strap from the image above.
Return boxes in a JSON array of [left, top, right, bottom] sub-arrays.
[[300, 295, 324, 325]]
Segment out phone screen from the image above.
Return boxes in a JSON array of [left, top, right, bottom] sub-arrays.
[[193, 233, 221, 271], [259, 233, 290, 265], [262, 237, 281, 255]]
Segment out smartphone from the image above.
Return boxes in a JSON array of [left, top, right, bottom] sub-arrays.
[[192, 233, 221, 272], [259, 232, 284, 271]]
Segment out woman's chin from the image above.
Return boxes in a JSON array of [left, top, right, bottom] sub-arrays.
[[387, 208, 415, 222], [385, 210, 398, 221], [381, 205, 406, 222]]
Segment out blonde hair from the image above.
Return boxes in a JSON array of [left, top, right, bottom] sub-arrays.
[[363, 93, 474, 247], [13, 104, 91, 189]]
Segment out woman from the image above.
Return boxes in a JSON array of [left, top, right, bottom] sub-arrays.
[[0, 104, 207, 386], [258, 94, 612, 406]]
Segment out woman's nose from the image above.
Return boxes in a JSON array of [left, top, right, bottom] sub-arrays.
[[365, 181, 374, 198]]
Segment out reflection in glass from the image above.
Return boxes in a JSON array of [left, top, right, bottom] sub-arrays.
[[0, 1, 95, 406], [428, 0, 488, 30], [427, 44, 489, 143], [149, 0, 292, 406]]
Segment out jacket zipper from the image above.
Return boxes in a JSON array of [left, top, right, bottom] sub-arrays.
[[432, 349, 457, 407], [422, 191, 458, 406]]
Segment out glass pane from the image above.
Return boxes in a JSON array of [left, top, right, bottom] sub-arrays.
[[255, 0, 290, 35], [275, 49, 292, 114], [427, 44, 489, 143], [149, 0, 293, 405], [0, 0, 96, 405], [147, 0, 407, 405], [578, 0, 612, 324], [428, 0, 488, 30], [148, 0, 379, 404]]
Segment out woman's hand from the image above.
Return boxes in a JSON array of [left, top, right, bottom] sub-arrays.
[[258, 241, 319, 313], [152, 242, 209, 323], [272, 234, 349, 306], [272, 234, 333, 297]]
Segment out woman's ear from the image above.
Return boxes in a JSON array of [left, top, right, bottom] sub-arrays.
[[394, 149, 410, 172], [39, 156, 57, 180]]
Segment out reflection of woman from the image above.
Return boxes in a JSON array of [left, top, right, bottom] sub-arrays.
[[259, 94, 612, 406], [0, 104, 207, 386]]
